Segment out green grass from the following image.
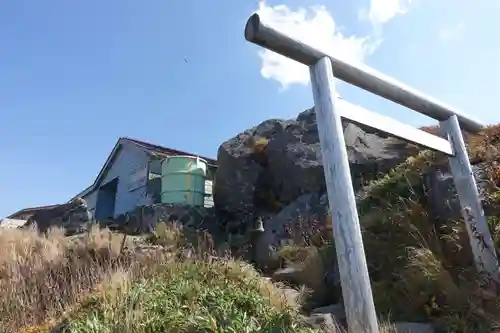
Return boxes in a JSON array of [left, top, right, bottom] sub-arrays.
[[10, 124, 500, 333], [62, 258, 315, 333], [270, 125, 500, 332], [2, 223, 319, 333]]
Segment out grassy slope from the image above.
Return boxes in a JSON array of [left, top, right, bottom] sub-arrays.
[[360, 125, 500, 331], [2, 224, 401, 333], [2, 225, 316, 333], [276, 124, 500, 332], [4, 125, 500, 333]]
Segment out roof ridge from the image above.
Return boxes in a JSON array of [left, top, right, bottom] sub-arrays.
[[122, 137, 217, 165], [6, 204, 59, 219], [70, 136, 218, 202]]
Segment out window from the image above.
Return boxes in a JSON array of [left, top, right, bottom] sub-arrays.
[[148, 158, 162, 179]]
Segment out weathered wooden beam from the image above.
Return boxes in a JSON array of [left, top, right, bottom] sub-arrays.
[[337, 99, 453, 155], [244, 13, 484, 133], [440, 116, 500, 283], [310, 56, 380, 333]]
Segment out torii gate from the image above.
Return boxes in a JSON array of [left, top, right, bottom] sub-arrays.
[[244, 13, 499, 333]]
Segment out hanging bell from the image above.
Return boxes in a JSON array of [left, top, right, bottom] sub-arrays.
[[254, 218, 265, 233]]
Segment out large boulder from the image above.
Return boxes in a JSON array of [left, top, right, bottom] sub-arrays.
[[213, 118, 293, 230], [26, 197, 92, 235], [214, 107, 414, 226]]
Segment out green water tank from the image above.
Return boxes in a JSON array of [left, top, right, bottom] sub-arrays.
[[160, 155, 208, 206]]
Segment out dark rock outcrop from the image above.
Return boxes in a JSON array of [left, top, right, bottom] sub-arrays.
[[252, 192, 330, 268], [213, 118, 291, 229], [424, 161, 493, 223], [110, 203, 221, 239], [213, 106, 415, 236], [26, 197, 92, 235]]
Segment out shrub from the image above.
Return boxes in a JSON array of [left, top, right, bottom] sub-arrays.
[[63, 258, 317, 333]]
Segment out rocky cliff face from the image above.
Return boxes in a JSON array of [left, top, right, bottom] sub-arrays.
[[212, 107, 420, 267], [214, 107, 414, 220]]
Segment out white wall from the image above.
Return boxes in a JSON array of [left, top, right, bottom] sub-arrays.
[[83, 141, 153, 218]]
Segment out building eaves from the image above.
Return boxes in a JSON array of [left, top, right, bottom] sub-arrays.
[[122, 137, 217, 167], [6, 204, 59, 219], [71, 137, 217, 201]]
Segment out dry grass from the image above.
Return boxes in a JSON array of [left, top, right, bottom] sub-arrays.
[[0, 221, 401, 333], [359, 156, 500, 332], [277, 244, 337, 309], [7, 125, 500, 332], [0, 222, 319, 333], [0, 224, 136, 333], [273, 124, 500, 332]]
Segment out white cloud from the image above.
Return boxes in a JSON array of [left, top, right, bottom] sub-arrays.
[[255, 2, 380, 89], [361, 0, 414, 27], [439, 22, 465, 41]]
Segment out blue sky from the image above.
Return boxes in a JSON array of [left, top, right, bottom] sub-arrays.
[[1, 0, 499, 218]]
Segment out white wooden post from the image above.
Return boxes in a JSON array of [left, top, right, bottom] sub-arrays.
[[243, 10, 500, 327], [310, 56, 380, 333], [440, 115, 500, 283]]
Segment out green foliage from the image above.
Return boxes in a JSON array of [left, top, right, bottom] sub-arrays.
[[15, 125, 500, 333], [63, 260, 316, 333], [135, 124, 500, 332], [358, 150, 437, 214], [331, 125, 500, 331]]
